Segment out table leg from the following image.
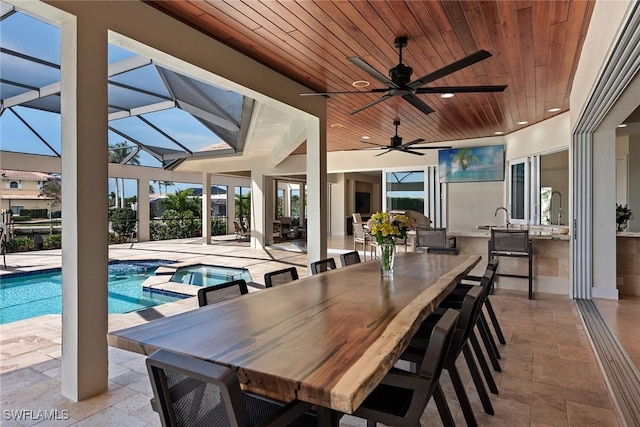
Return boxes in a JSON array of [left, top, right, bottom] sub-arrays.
[[317, 407, 340, 427]]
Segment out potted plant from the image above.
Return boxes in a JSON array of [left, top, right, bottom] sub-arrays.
[[616, 204, 633, 232], [367, 211, 410, 276]]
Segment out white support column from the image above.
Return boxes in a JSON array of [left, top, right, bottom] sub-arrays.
[[137, 178, 150, 241], [226, 186, 235, 234], [300, 182, 306, 228], [202, 172, 211, 244], [250, 166, 267, 249], [306, 115, 327, 265], [330, 173, 346, 236], [60, 14, 109, 400]]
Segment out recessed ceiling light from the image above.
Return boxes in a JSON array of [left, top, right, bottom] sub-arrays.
[[440, 93, 455, 99], [517, 121, 528, 125], [548, 107, 561, 113], [618, 124, 628, 128], [352, 80, 370, 88], [494, 131, 504, 135], [361, 135, 370, 139], [330, 123, 344, 129]]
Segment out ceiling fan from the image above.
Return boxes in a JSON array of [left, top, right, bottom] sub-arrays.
[[300, 36, 507, 116], [359, 120, 451, 157]]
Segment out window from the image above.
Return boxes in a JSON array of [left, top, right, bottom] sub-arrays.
[[11, 205, 23, 214], [385, 171, 425, 213], [276, 189, 285, 218], [235, 186, 251, 224], [9, 181, 20, 189], [508, 155, 541, 225]]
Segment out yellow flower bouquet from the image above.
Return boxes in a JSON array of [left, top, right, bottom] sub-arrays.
[[367, 212, 410, 276]]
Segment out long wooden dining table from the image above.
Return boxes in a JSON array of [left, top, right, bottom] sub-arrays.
[[107, 252, 481, 425]]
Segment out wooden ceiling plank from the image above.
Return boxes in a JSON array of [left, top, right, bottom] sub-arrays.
[[550, 0, 571, 24], [532, 1, 551, 68], [517, 6, 536, 121], [555, 0, 590, 107]]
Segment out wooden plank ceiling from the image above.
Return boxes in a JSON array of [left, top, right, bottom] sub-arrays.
[[150, 0, 594, 153]]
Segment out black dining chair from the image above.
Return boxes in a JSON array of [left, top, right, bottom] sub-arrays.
[[197, 279, 248, 307], [400, 284, 494, 426], [414, 227, 459, 255], [146, 349, 317, 427], [339, 251, 361, 267], [264, 267, 299, 288], [352, 309, 460, 427], [309, 258, 337, 275]]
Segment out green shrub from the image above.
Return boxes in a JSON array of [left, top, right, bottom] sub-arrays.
[[110, 208, 137, 237], [43, 234, 62, 249], [10, 215, 30, 222], [5, 237, 34, 252], [108, 231, 129, 244], [212, 218, 227, 236], [19, 209, 48, 219]]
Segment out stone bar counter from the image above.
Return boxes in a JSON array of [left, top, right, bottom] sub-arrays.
[[447, 225, 571, 296], [616, 232, 640, 296]]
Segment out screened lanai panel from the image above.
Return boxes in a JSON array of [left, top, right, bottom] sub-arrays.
[[0, 108, 59, 156], [22, 94, 61, 113], [0, 52, 59, 89], [0, 12, 60, 64], [109, 64, 170, 98], [108, 84, 170, 111]]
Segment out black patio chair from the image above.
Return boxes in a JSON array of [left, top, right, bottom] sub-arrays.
[[339, 251, 361, 267], [146, 349, 317, 427], [197, 279, 249, 307], [309, 258, 337, 275], [264, 267, 299, 288]]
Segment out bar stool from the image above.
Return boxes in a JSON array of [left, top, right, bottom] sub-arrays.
[[489, 229, 533, 299]]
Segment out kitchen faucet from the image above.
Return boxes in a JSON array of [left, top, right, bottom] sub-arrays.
[[494, 207, 510, 228], [551, 191, 562, 225]]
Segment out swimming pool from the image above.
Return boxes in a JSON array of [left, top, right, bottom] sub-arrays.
[[0, 260, 186, 324], [169, 264, 253, 287]]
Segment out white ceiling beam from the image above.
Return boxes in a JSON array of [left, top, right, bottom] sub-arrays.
[[108, 100, 175, 120]]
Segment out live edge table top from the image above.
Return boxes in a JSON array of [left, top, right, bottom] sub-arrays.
[[108, 253, 481, 414]]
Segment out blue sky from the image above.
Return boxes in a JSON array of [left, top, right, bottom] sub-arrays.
[[1, 9, 226, 168]]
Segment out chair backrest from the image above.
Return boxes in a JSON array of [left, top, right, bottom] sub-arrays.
[[446, 285, 484, 364], [491, 229, 529, 253], [309, 258, 337, 275], [419, 308, 459, 382], [264, 267, 299, 288], [233, 219, 245, 233], [415, 227, 448, 249], [340, 251, 361, 267], [197, 279, 248, 307], [147, 349, 251, 427], [278, 217, 292, 227], [352, 213, 363, 224], [353, 222, 367, 241]]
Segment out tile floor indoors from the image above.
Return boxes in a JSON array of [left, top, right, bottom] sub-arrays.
[[0, 236, 628, 426]]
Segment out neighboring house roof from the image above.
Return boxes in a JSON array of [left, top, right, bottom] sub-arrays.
[[1, 169, 53, 181]]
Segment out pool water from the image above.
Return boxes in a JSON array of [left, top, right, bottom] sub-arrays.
[[0, 260, 186, 324], [170, 264, 252, 287]]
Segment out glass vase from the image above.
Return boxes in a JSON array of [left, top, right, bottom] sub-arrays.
[[377, 242, 396, 276]]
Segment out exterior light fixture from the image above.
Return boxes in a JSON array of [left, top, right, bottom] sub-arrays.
[[618, 124, 627, 128], [494, 131, 504, 135], [548, 107, 561, 113], [440, 93, 455, 99], [361, 135, 370, 139], [330, 123, 344, 129], [517, 121, 528, 125]]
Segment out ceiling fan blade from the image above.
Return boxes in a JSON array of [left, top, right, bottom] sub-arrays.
[[415, 85, 507, 94], [349, 94, 393, 115], [374, 149, 392, 157], [410, 145, 453, 150], [348, 57, 399, 88], [401, 93, 435, 115], [401, 148, 425, 156], [409, 50, 492, 89], [401, 138, 426, 147]]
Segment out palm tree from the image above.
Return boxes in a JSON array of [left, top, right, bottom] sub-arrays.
[[452, 148, 480, 171], [160, 188, 201, 217], [108, 141, 141, 207]]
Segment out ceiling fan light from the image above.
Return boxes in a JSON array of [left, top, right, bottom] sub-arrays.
[[352, 80, 370, 88], [548, 107, 561, 113], [440, 93, 455, 99]]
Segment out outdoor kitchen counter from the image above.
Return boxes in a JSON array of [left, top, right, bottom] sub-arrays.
[[447, 227, 570, 295]]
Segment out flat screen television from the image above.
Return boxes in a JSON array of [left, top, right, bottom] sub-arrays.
[[438, 145, 505, 183]]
